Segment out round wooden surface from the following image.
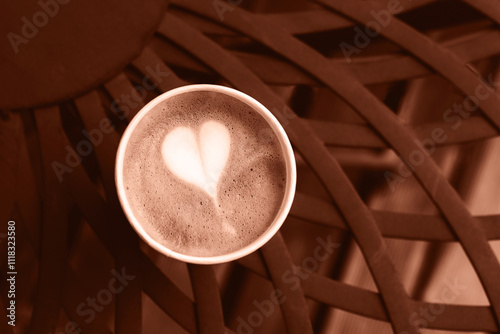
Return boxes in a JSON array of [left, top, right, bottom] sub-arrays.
[[0, 0, 165, 109]]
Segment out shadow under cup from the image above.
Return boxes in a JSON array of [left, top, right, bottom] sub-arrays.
[[115, 84, 296, 264]]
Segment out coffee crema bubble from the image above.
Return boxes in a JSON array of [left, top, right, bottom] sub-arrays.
[[122, 90, 287, 257]]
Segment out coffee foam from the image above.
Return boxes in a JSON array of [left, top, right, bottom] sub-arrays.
[[122, 91, 287, 257]]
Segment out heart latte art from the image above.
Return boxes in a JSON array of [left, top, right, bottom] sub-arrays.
[[161, 121, 230, 200], [121, 91, 287, 256]]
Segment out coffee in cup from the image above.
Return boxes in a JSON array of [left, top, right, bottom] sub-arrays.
[[115, 85, 296, 264]]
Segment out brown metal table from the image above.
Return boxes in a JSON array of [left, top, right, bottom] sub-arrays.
[[1, 0, 500, 333]]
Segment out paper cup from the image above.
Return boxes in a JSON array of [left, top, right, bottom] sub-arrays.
[[115, 84, 296, 264]]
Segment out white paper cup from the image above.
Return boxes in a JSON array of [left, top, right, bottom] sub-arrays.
[[115, 84, 296, 264]]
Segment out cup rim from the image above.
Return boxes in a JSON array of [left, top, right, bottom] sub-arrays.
[[115, 84, 296, 264]]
